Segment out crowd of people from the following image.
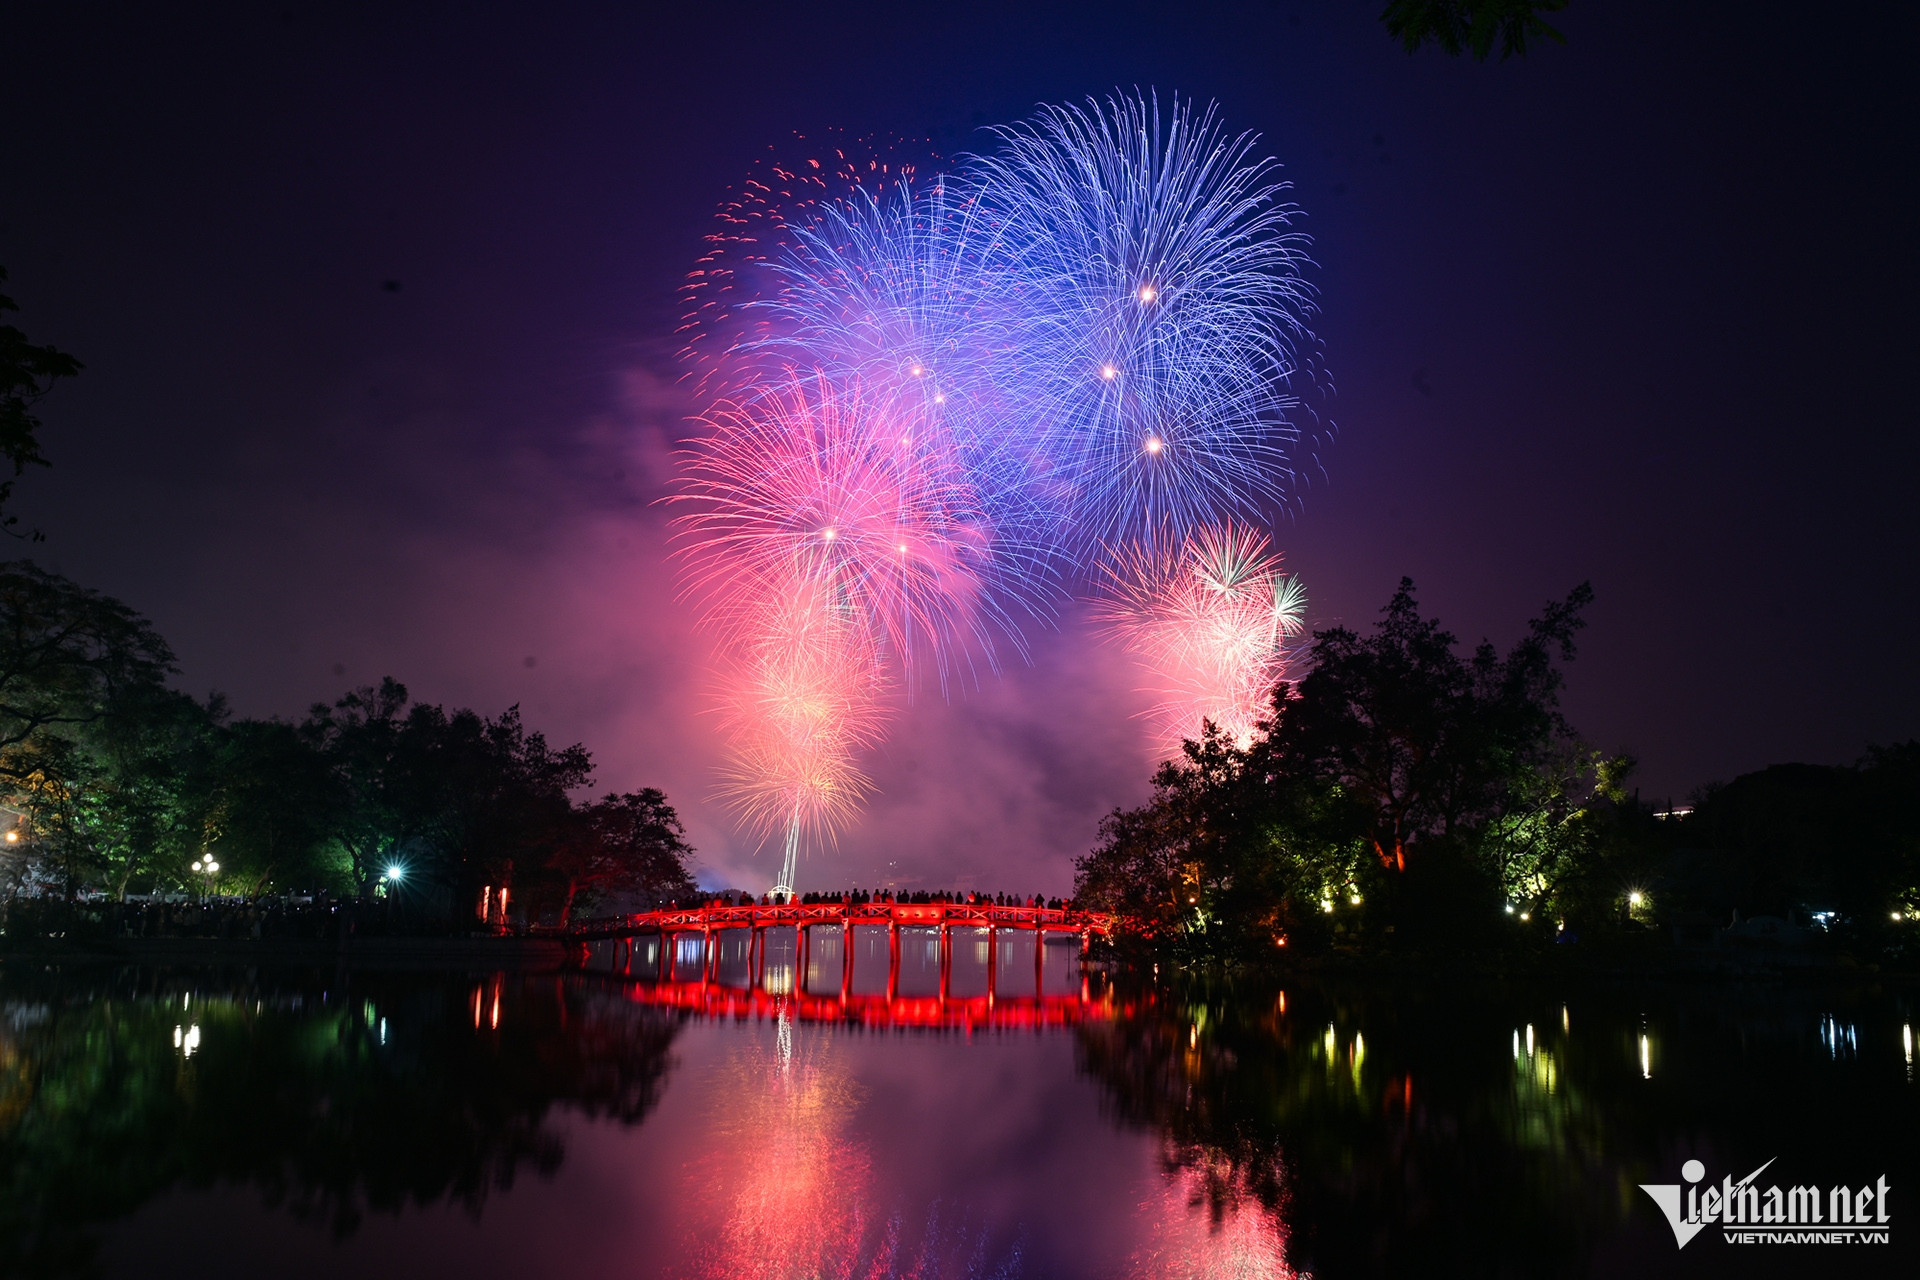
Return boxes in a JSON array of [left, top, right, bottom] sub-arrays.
[[712, 890, 1080, 910]]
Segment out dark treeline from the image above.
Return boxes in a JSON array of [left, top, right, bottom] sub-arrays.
[[1075, 579, 1920, 967], [0, 560, 696, 932]]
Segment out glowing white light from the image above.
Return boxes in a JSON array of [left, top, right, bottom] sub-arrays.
[[908, 364, 923, 377], [191, 861, 202, 872], [1137, 283, 1158, 303], [1349, 894, 1362, 906], [1629, 891, 1644, 907], [1100, 363, 1118, 380], [821, 527, 836, 541], [1144, 436, 1163, 454], [1640, 1033, 1652, 1079], [1519, 912, 1530, 922], [1525, 1024, 1534, 1057], [4, 830, 17, 843], [1504, 903, 1514, 914], [387, 865, 403, 881], [932, 392, 945, 404]]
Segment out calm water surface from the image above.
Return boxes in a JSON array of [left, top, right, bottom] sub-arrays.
[[2, 934, 1915, 1279]]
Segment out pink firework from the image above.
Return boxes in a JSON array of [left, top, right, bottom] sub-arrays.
[[675, 370, 1011, 690], [712, 570, 889, 877], [673, 371, 1012, 887], [1098, 524, 1306, 753]]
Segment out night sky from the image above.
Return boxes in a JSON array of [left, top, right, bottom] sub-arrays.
[[5, 1, 1914, 891]]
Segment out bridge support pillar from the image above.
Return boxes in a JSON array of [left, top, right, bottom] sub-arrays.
[[1035, 926, 1046, 997], [841, 920, 853, 1001], [986, 925, 997, 1000], [751, 927, 764, 987], [796, 924, 810, 996], [887, 922, 900, 1001], [937, 924, 950, 1002]]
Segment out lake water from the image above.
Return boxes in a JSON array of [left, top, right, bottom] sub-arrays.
[[2, 935, 1915, 1278]]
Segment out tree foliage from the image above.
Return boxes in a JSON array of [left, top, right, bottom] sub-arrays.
[[0, 571, 697, 924], [0, 267, 81, 533], [1381, 0, 1570, 62], [1078, 578, 1618, 957]]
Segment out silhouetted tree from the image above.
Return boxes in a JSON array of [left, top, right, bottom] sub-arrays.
[[546, 789, 698, 926], [1381, 0, 1569, 61], [0, 561, 175, 765], [0, 267, 82, 533]]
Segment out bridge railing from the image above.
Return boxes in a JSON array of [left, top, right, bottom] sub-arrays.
[[569, 900, 1114, 941]]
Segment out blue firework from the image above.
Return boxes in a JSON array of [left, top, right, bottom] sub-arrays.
[[967, 90, 1322, 560]]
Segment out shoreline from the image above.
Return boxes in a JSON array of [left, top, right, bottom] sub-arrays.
[[0, 935, 572, 970]]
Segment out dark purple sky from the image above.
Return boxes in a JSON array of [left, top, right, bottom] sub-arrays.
[[5, 1, 1915, 891]]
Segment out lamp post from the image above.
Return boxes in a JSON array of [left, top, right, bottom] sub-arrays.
[[189, 857, 220, 902]]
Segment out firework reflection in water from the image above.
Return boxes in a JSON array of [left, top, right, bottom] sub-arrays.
[[1098, 525, 1306, 753], [679, 1022, 1024, 1280], [1127, 1149, 1295, 1280]]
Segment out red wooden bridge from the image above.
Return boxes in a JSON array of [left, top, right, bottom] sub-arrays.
[[570, 898, 1115, 1007]]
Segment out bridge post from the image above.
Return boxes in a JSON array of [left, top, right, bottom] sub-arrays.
[[1034, 923, 1045, 997], [887, 921, 900, 1001], [796, 924, 810, 996], [937, 923, 950, 1002], [840, 918, 853, 1001], [751, 926, 764, 987], [703, 928, 716, 984], [986, 924, 997, 999], [1080, 929, 1091, 962]]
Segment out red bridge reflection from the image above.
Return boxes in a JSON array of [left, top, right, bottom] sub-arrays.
[[571, 899, 1117, 1032]]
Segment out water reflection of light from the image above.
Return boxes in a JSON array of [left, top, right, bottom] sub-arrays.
[[1904, 1024, 1913, 1082], [680, 1023, 872, 1279], [1820, 1016, 1857, 1059], [1128, 1151, 1295, 1279], [676, 1015, 1022, 1279]]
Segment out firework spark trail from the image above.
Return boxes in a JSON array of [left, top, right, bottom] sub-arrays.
[[713, 572, 889, 892], [1097, 525, 1306, 752], [967, 91, 1322, 562]]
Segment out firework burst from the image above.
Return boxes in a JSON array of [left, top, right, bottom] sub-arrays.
[[969, 90, 1321, 560], [1098, 524, 1306, 753], [674, 93, 1325, 887]]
